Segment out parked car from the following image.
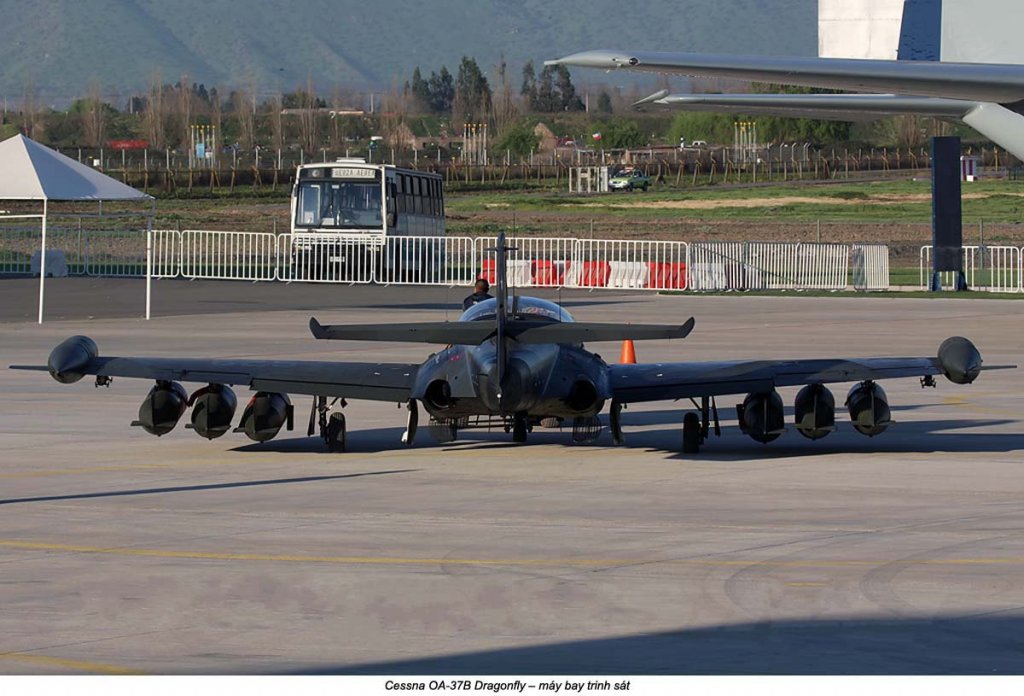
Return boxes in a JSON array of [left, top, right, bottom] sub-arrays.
[[608, 167, 651, 191]]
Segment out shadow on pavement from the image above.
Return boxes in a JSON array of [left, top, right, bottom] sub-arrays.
[[288, 613, 1024, 674]]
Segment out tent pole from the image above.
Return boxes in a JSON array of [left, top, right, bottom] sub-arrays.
[[145, 200, 154, 320], [38, 199, 47, 324]]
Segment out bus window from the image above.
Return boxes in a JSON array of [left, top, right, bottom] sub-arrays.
[[297, 183, 321, 225]]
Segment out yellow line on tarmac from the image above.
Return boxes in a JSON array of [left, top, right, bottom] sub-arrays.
[[0, 651, 143, 675], [4, 539, 1024, 570]]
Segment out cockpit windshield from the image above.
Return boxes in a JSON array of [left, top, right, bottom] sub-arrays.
[[294, 180, 383, 230], [459, 296, 574, 323]]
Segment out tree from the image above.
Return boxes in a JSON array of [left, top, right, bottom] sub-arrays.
[[495, 122, 540, 159], [521, 61, 537, 109], [596, 91, 613, 115], [666, 112, 735, 147], [593, 118, 647, 149], [750, 83, 853, 145], [529, 65, 584, 112], [493, 55, 519, 132], [408, 67, 430, 111], [82, 80, 107, 147], [427, 67, 454, 114], [455, 56, 492, 121]]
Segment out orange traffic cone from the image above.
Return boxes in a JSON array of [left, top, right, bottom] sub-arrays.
[[620, 339, 637, 364]]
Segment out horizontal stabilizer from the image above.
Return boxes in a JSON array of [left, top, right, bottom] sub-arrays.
[[310, 317, 495, 345], [310, 316, 695, 345], [509, 317, 695, 344]]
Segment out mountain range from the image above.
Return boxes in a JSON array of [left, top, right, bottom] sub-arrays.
[[0, 0, 815, 104]]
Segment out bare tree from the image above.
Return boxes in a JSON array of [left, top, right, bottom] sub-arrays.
[[232, 88, 254, 150], [268, 93, 284, 152], [379, 83, 412, 155], [176, 75, 192, 146], [83, 79, 106, 148], [210, 87, 223, 139], [297, 74, 320, 153], [493, 55, 518, 132], [144, 73, 165, 149], [20, 81, 45, 140]]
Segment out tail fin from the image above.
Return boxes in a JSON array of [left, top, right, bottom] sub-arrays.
[[898, 0, 942, 61], [491, 232, 514, 395]]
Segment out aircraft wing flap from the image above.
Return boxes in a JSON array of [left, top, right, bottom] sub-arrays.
[[610, 357, 943, 403], [638, 93, 975, 120], [64, 356, 419, 402]]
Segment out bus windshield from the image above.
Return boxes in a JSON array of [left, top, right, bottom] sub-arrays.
[[294, 180, 383, 230]]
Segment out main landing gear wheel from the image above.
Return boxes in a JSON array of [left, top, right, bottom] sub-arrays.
[[326, 412, 347, 452], [512, 412, 529, 443], [682, 411, 701, 454]]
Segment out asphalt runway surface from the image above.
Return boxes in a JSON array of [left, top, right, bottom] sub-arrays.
[[2, 279, 1023, 674]]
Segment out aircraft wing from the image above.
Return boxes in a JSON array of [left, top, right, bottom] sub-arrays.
[[635, 92, 976, 121], [549, 50, 1024, 103], [610, 356, 955, 404], [13, 346, 420, 402]]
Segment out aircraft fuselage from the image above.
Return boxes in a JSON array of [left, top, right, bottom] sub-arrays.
[[411, 340, 610, 420]]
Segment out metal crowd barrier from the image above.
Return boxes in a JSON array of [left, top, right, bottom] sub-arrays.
[[180, 230, 277, 281], [2, 225, 902, 294], [919, 245, 1021, 292], [687, 242, 850, 291], [851, 244, 890, 291]]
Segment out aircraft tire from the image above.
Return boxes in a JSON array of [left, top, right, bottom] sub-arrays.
[[682, 411, 701, 454], [327, 412, 347, 452], [512, 413, 528, 443]]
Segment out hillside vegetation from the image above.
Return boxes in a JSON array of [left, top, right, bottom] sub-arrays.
[[0, 0, 814, 100]]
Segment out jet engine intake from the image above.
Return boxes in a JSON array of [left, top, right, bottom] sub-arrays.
[[794, 383, 836, 441], [846, 381, 891, 437], [189, 384, 237, 440], [135, 380, 189, 436], [738, 390, 785, 444], [47, 335, 98, 384], [238, 392, 292, 442], [564, 379, 604, 415], [424, 379, 457, 411], [937, 336, 982, 385]]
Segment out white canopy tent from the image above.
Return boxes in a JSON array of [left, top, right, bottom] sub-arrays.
[[0, 134, 155, 322]]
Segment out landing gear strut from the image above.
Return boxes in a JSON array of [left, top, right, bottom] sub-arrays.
[[609, 399, 624, 446], [512, 411, 529, 443], [402, 399, 419, 446], [310, 396, 348, 452], [682, 412, 701, 454]]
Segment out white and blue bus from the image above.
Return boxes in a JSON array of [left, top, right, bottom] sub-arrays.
[[290, 158, 445, 282]]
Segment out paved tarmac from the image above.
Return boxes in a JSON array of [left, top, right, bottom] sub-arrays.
[[1, 281, 1023, 674]]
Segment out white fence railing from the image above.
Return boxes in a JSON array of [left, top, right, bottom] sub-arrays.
[[852, 244, 890, 291], [919, 245, 1022, 292], [3, 226, 907, 293], [180, 230, 278, 281], [687, 242, 850, 291]]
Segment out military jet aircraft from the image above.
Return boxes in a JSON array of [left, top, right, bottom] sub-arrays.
[[10, 234, 998, 454]]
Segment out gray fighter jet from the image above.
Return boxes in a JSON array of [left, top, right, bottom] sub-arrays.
[[10, 234, 997, 454]]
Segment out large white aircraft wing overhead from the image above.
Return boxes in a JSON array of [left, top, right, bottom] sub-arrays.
[[548, 50, 1024, 104], [633, 92, 976, 121]]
